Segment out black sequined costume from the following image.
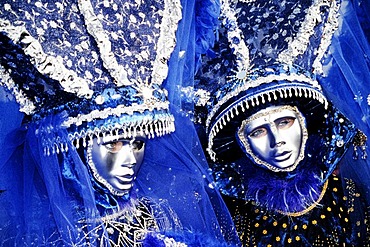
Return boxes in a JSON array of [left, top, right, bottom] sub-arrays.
[[224, 175, 370, 246]]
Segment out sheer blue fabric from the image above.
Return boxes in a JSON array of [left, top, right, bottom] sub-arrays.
[[163, 0, 239, 244], [0, 106, 97, 244], [136, 112, 239, 245], [166, 0, 221, 112], [159, 0, 239, 244], [320, 0, 370, 205]]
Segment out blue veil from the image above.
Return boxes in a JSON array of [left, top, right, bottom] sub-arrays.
[[320, 0, 370, 205], [149, 0, 239, 244], [137, 112, 239, 245]]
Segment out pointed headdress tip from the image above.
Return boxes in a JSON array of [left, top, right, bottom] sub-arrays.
[[0, 0, 182, 154]]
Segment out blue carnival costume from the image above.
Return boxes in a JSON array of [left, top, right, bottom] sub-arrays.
[[0, 0, 239, 246], [194, 0, 370, 246]]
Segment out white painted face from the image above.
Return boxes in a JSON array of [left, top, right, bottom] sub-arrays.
[[238, 105, 307, 172], [87, 134, 146, 196]]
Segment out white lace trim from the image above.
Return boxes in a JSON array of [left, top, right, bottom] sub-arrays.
[[206, 73, 323, 128], [278, 0, 339, 68], [78, 0, 130, 87], [151, 0, 182, 85], [312, 0, 340, 74], [0, 64, 36, 114], [0, 19, 94, 99]]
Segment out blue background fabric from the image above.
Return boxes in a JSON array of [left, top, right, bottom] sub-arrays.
[[322, 0, 370, 135], [320, 0, 370, 205], [159, 0, 239, 244], [137, 112, 239, 245]]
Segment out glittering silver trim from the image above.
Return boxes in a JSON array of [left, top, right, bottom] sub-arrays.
[[312, 0, 340, 74], [43, 115, 175, 156], [278, 0, 339, 68], [237, 105, 308, 172], [0, 64, 35, 114], [63, 101, 170, 128], [151, 0, 182, 85], [206, 73, 324, 128], [0, 19, 94, 99], [221, 0, 250, 76], [78, 0, 130, 87], [67, 113, 175, 147]]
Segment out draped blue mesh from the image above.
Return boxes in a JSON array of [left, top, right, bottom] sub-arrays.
[[320, 0, 370, 205], [160, 0, 238, 243], [152, 0, 239, 243], [136, 112, 239, 244]]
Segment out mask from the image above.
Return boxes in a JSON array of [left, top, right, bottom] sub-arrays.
[[237, 105, 308, 172], [86, 134, 146, 196]]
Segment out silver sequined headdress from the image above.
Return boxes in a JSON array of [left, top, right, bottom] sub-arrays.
[[0, 0, 182, 154]]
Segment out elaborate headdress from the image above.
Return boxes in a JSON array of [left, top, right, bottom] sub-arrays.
[[0, 0, 181, 155], [196, 0, 361, 162], [193, 0, 369, 212]]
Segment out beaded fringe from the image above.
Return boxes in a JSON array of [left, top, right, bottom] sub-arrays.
[[207, 86, 328, 161], [42, 115, 175, 156]]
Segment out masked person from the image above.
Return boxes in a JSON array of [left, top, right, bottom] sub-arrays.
[[194, 0, 370, 245], [87, 135, 147, 197], [0, 0, 238, 245]]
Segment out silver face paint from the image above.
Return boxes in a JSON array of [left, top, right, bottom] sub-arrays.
[[87, 134, 146, 196], [238, 105, 308, 172]]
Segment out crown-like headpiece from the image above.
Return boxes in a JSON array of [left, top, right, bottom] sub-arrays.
[[0, 0, 182, 154], [195, 0, 341, 161]]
